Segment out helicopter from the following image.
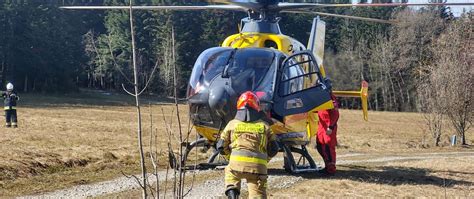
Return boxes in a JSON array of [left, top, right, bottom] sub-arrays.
[[62, 0, 474, 173]]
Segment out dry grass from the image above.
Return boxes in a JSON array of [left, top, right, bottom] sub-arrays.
[[335, 110, 470, 153], [0, 90, 472, 197], [0, 90, 189, 196], [272, 156, 474, 198]]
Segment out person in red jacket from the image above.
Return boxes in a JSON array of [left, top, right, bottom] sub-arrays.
[[316, 94, 340, 175]]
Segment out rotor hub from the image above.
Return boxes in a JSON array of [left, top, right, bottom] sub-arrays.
[[227, 0, 280, 11]]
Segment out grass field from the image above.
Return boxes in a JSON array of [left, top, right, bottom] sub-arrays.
[[271, 156, 474, 198], [0, 90, 472, 197]]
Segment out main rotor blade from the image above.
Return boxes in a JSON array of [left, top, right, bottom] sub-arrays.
[[60, 2, 473, 12], [208, 0, 279, 10], [283, 10, 396, 24], [60, 5, 244, 11], [279, 2, 474, 9]]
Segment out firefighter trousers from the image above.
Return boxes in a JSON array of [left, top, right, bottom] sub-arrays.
[[225, 166, 268, 199], [5, 109, 17, 126]]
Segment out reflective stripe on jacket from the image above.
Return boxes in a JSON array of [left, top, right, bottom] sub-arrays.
[[4, 106, 16, 110], [221, 119, 276, 174]]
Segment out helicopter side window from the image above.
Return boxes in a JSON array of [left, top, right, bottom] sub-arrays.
[[279, 53, 321, 96], [264, 40, 278, 49]]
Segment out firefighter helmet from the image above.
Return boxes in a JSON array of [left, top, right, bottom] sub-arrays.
[[6, 83, 13, 91], [236, 91, 260, 112]]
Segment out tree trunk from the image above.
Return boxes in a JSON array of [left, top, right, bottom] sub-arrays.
[[461, 130, 467, 145], [0, 61, 5, 86], [435, 134, 441, 147], [24, 75, 28, 92]]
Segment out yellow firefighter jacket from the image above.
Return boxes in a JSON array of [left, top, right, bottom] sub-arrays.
[[220, 119, 277, 175]]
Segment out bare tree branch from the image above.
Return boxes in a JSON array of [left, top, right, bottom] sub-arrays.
[[121, 170, 145, 189], [121, 83, 136, 96], [137, 59, 160, 96], [106, 35, 134, 85]]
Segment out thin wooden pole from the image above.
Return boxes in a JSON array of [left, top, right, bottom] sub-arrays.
[[129, 1, 147, 198]]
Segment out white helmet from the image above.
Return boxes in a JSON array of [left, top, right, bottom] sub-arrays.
[[6, 83, 13, 91]]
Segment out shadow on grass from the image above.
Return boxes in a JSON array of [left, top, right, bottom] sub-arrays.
[[268, 165, 472, 188]]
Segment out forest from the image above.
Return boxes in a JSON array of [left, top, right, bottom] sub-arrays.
[[0, 1, 472, 113]]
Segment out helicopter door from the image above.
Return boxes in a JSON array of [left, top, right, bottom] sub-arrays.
[[273, 51, 332, 117]]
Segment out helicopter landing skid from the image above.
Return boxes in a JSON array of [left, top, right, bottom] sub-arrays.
[[169, 138, 228, 170], [281, 144, 321, 174], [183, 162, 227, 170]]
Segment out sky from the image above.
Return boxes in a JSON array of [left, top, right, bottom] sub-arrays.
[[350, 0, 473, 16]]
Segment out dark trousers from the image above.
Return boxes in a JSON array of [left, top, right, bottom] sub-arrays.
[[5, 109, 17, 125]]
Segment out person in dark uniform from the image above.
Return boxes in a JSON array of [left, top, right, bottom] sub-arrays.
[[2, 83, 20, 128]]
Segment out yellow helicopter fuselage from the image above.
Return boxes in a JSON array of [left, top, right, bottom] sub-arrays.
[[222, 32, 328, 77], [195, 32, 334, 145], [224, 32, 335, 144]]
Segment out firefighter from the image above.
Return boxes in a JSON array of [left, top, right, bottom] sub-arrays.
[[316, 94, 340, 175], [217, 91, 279, 199], [2, 83, 20, 128]]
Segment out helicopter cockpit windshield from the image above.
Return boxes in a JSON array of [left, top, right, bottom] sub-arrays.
[[188, 47, 234, 97], [188, 47, 277, 101], [224, 48, 276, 101], [188, 47, 279, 128]]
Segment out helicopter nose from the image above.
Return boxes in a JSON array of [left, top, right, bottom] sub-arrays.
[[209, 85, 229, 118]]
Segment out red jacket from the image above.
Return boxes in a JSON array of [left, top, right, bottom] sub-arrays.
[[317, 107, 339, 135]]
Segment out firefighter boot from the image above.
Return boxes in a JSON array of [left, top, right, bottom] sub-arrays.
[[225, 189, 240, 199]]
